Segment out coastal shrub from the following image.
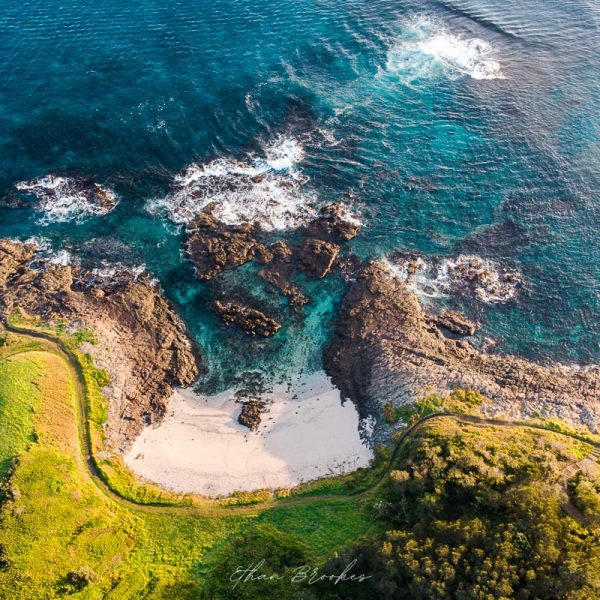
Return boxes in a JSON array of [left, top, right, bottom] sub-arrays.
[[315, 420, 600, 599], [91, 365, 110, 388], [397, 388, 485, 424], [383, 401, 399, 424], [65, 565, 97, 591], [0, 334, 7, 348], [201, 524, 309, 600], [72, 328, 98, 346], [569, 471, 600, 527]]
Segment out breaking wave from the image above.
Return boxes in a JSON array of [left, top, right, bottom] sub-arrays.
[[15, 175, 119, 224], [385, 15, 505, 82], [389, 253, 521, 304], [147, 136, 317, 231]]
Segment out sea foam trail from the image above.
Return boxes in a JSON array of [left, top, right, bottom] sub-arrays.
[[385, 15, 505, 82], [15, 175, 119, 224], [147, 136, 317, 231]]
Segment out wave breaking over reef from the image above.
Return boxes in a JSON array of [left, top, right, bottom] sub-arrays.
[[387, 253, 521, 304], [14, 175, 119, 224], [385, 15, 505, 82], [147, 136, 318, 231]]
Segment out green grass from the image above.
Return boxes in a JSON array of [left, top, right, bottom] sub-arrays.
[[4, 322, 594, 599], [0, 334, 379, 599], [0, 354, 43, 478], [258, 498, 383, 560]]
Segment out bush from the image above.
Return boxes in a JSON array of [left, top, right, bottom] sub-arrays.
[[202, 524, 309, 600], [383, 401, 399, 424], [65, 566, 97, 591]]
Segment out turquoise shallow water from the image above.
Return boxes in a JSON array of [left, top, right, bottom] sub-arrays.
[[0, 0, 598, 391]]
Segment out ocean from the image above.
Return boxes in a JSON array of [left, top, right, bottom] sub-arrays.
[[1, 0, 598, 393]]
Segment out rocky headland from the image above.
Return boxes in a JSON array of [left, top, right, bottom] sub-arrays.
[[325, 260, 600, 436], [0, 239, 201, 450]]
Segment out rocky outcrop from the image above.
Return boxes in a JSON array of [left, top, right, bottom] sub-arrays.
[[302, 202, 360, 242], [0, 239, 201, 450], [434, 310, 478, 337], [213, 300, 281, 337], [0, 239, 37, 286], [237, 399, 267, 431], [258, 241, 308, 309], [297, 239, 340, 279], [325, 260, 600, 433], [186, 202, 359, 314], [186, 206, 273, 280]]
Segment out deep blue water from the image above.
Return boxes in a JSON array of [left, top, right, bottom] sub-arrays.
[[1, 0, 598, 391]]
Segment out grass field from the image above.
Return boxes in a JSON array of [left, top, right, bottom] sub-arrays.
[[0, 334, 381, 599], [1, 327, 597, 599]]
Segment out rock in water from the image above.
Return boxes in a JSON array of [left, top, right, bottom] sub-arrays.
[[434, 310, 478, 336], [297, 239, 340, 279], [0, 239, 202, 451], [324, 260, 600, 432], [213, 300, 282, 337], [185, 204, 272, 280], [302, 202, 360, 242]]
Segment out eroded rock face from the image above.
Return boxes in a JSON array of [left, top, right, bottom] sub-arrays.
[[325, 260, 600, 433], [0, 240, 37, 286], [213, 300, 281, 337], [0, 240, 202, 450]]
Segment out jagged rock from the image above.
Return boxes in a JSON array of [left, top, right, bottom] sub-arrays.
[[0, 239, 37, 286], [259, 268, 308, 308], [324, 260, 600, 433], [270, 240, 294, 263], [297, 239, 340, 279], [303, 203, 360, 242], [213, 300, 281, 337], [0, 240, 202, 450], [435, 310, 478, 336], [237, 399, 267, 431], [185, 205, 272, 280]]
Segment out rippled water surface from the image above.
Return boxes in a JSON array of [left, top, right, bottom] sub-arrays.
[[1, 0, 598, 389]]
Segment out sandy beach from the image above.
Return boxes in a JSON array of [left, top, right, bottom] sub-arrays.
[[124, 371, 373, 496]]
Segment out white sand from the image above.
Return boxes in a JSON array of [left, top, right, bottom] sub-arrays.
[[124, 371, 373, 496]]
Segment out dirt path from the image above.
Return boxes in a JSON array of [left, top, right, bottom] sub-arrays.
[[3, 323, 599, 522]]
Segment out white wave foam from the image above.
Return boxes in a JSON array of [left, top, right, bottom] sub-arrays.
[[46, 250, 74, 267], [385, 16, 505, 82], [388, 253, 521, 304], [147, 136, 317, 231], [89, 262, 147, 283], [15, 175, 119, 225]]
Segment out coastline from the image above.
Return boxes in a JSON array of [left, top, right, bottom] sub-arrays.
[[124, 371, 373, 496]]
